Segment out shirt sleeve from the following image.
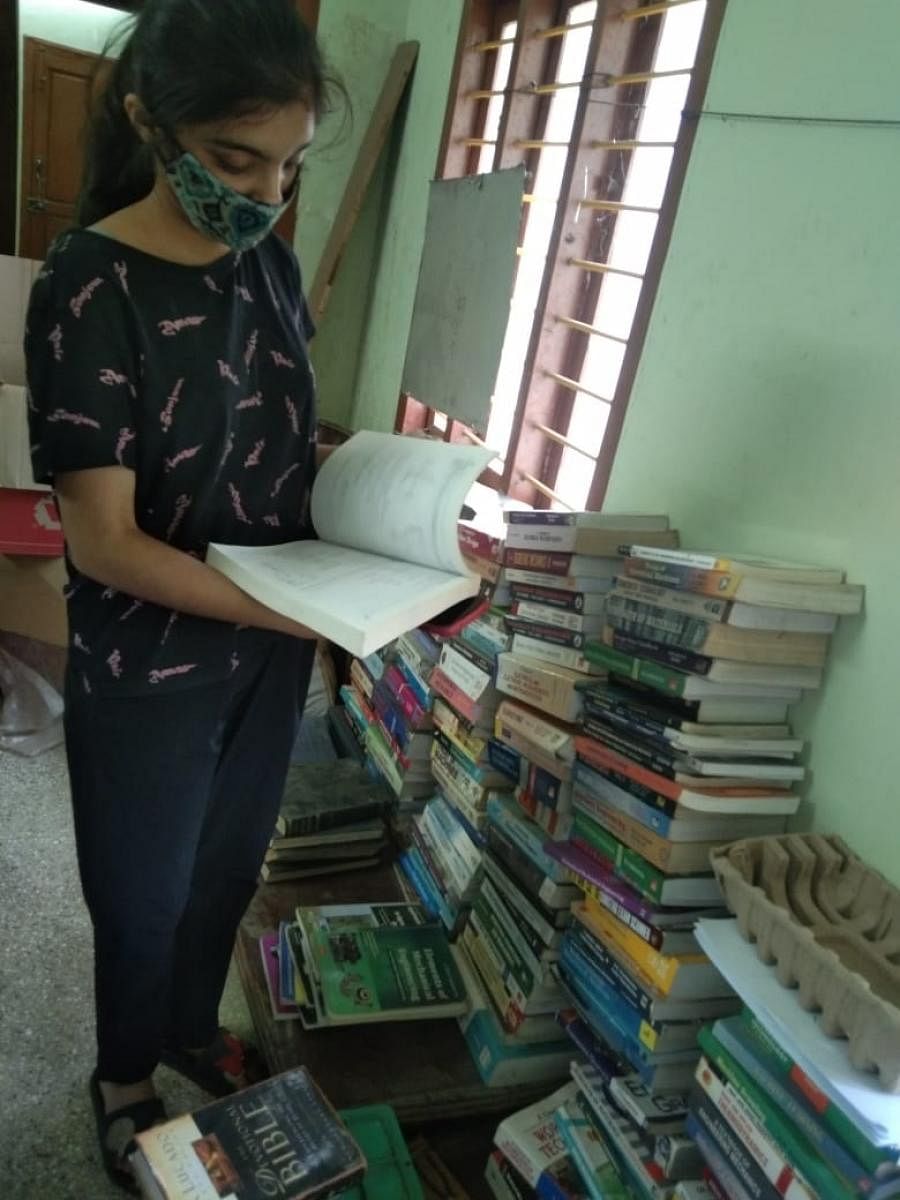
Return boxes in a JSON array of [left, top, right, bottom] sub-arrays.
[[25, 271, 139, 485]]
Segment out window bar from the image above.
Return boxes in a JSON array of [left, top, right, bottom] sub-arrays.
[[529, 68, 688, 95], [532, 421, 599, 459], [471, 37, 517, 52], [458, 425, 490, 449], [544, 369, 612, 404], [620, 0, 700, 21], [518, 471, 575, 509], [577, 198, 658, 214], [591, 139, 675, 149], [556, 315, 628, 344], [532, 19, 595, 40], [570, 257, 644, 280], [468, 88, 507, 99], [460, 137, 498, 147], [515, 139, 571, 149]]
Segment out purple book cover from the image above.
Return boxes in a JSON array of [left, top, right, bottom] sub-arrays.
[[258, 932, 299, 1021], [546, 839, 661, 926]]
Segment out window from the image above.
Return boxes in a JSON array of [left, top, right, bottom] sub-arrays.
[[396, 0, 724, 510]]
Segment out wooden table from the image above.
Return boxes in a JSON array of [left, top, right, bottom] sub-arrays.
[[234, 861, 550, 1126]]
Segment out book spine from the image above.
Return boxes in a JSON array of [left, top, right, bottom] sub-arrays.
[[459, 523, 505, 562], [567, 922, 656, 1020], [481, 876, 549, 984], [434, 705, 490, 764], [613, 576, 730, 620], [384, 663, 429, 727], [582, 692, 679, 745], [562, 935, 666, 1054], [439, 643, 494, 701], [555, 1010, 620, 1082], [580, 718, 681, 780], [468, 906, 532, 1017], [398, 848, 445, 925], [461, 923, 525, 1034], [712, 1022, 873, 1191], [580, 896, 696, 994], [507, 512, 578, 526], [427, 794, 483, 876], [350, 657, 375, 700], [574, 796, 692, 875], [506, 617, 587, 649], [738, 1012, 890, 1178], [487, 797, 568, 883], [584, 641, 693, 697], [490, 739, 523, 781], [486, 1150, 540, 1200], [606, 628, 713, 677], [571, 822, 666, 905], [607, 593, 717, 647], [576, 755, 677, 817], [564, 860, 665, 950], [432, 740, 488, 810], [574, 766, 675, 838], [574, 1068, 668, 1199], [511, 583, 594, 612], [487, 825, 561, 910], [694, 1058, 816, 1200], [576, 735, 681, 803], [372, 682, 415, 749], [690, 1093, 780, 1200], [622, 558, 739, 598], [686, 1114, 757, 1200], [512, 633, 595, 674], [496, 701, 575, 757], [555, 1101, 629, 1200], [440, 783, 490, 838], [431, 667, 481, 725], [483, 854, 560, 949], [698, 1029, 858, 1200], [529, 764, 572, 810], [513, 601, 597, 632], [505, 549, 577, 574], [416, 813, 470, 903], [393, 648, 433, 711]]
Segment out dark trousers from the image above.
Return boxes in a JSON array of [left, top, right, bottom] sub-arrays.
[[64, 636, 314, 1083]]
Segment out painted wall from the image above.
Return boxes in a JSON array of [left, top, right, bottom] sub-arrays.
[[603, 2, 900, 878], [296, 0, 464, 432], [16, 1, 130, 244]]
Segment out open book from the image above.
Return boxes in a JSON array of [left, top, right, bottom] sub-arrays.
[[207, 432, 492, 655]]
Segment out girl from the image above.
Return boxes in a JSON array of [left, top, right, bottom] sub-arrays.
[[24, 0, 338, 1189]]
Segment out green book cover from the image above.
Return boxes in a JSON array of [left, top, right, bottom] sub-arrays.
[[309, 922, 468, 1024], [584, 641, 689, 697], [697, 1025, 856, 1200], [573, 809, 664, 902]]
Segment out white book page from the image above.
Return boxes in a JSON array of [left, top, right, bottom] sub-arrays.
[[311, 431, 492, 574]]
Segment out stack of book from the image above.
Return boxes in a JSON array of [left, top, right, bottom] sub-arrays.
[[261, 760, 391, 884], [263, 900, 469, 1029], [340, 632, 439, 825], [689, 918, 900, 1200], [400, 792, 483, 936]]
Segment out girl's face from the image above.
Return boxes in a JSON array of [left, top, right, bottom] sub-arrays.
[[176, 99, 316, 205]]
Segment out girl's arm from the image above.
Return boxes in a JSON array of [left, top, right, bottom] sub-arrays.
[[55, 466, 316, 639]]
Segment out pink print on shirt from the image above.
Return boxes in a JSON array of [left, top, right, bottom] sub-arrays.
[[48, 324, 63, 362], [218, 360, 240, 385], [285, 396, 299, 434], [165, 445, 202, 472], [73, 633, 91, 654], [160, 379, 185, 431], [236, 392, 262, 410], [113, 261, 130, 295], [115, 427, 136, 465], [219, 433, 235, 470], [228, 483, 252, 525], [148, 663, 198, 685], [69, 277, 104, 318], [107, 649, 123, 679], [204, 274, 224, 294], [244, 330, 258, 368], [235, 285, 254, 303], [120, 599, 144, 622], [270, 461, 300, 498], [158, 315, 207, 336], [47, 408, 101, 429], [230, 651, 240, 674], [244, 439, 264, 468], [270, 350, 295, 369], [161, 611, 179, 644], [166, 494, 191, 540], [263, 514, 280, 528]]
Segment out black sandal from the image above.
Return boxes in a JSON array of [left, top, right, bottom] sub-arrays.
[[89, 1069, 167, 1195], [160, 1027, 266, 1097]]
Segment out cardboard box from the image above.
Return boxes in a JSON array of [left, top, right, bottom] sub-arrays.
[[0, 554, 67, 647], [0, 253, 41, 388], [0, 488, 64, 555], [0, 384, 47, 491]]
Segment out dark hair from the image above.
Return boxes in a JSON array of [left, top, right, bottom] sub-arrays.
[[78, 0, 340, 226]]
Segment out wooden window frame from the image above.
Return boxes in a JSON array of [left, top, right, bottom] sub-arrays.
[[396, 0, 726, 510]]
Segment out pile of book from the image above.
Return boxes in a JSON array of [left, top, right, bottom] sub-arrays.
[[261, 759, 390, 884], [399, 792, 484, 936], [261, 900, 469, 1028], [339, 633, 438, 826], [690, 918, 900, 1200]]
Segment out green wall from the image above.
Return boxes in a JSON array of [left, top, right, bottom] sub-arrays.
[[296, 0, 464, 432], [604, 2, 900, 877]]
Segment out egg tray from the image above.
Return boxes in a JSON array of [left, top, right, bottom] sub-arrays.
[[710, 832, 900, 1092]]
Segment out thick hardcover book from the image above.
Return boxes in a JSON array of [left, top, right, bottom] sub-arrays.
[[132, 1068, 365, 1200], [605, 593, 829, 667], [276, 760, 390, 837], [208, 432, 492, 656]]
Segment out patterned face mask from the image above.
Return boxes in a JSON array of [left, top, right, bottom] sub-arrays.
[[161, 145, 296, 252]]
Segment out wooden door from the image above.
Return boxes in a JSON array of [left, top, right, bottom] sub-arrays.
[[19, 39, 100, 260], [274, 0, 321, 246]]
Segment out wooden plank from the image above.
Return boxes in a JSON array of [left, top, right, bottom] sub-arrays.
[[233, 861, 550, 1125], [308, 41, 419, 322]]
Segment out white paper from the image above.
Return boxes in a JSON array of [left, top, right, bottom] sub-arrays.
[[311, 430, 491, 575], [695, 918, 900, 1148]]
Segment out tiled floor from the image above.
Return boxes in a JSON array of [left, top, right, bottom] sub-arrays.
[[0, 745, 254, 1199]]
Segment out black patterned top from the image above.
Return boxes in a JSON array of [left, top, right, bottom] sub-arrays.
[[25, 227, 317, 696]]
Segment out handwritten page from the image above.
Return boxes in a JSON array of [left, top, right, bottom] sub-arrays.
[[310, 431, 492, 575]]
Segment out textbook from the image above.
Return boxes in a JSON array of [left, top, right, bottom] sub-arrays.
[[131, 1067, 365, 1200], [275, 760, 390, 837], [208, 431, 492, 656]]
